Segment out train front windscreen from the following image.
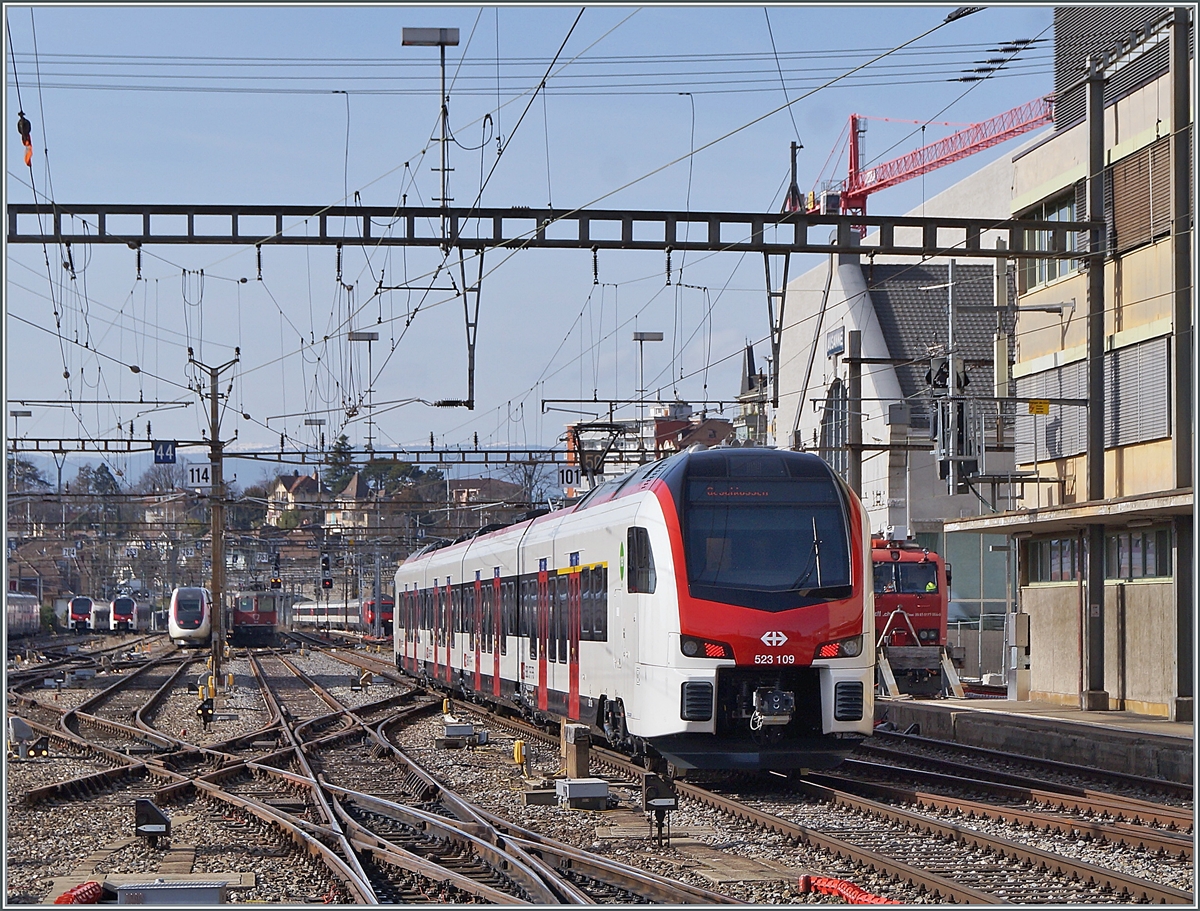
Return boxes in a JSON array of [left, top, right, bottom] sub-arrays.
[[680, 453, 851, 611], [174, 594, 204, 629], [112, 597, 135, 619]]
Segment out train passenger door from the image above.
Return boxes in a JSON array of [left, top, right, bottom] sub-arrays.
[[444, 577, 454, 684], [473, 572, 482, 693], [537, 558, 549, 711], [492, 570, 502, 696], [567, 555, 581, 719]]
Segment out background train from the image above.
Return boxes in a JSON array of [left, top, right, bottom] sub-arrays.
[[89, 600, 111, 632], [68, 596, 93, 632], [167, 586, 213, 646], [872, 538, 957, 693], [394, 447, 874, 772], [110, 595, 140, 632], [225, 589, 291, 647], [291, 595, 393, 635], [6, 591, 42, 637]]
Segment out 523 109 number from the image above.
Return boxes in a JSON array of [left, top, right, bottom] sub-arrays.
[[754, 654, 796, 664]]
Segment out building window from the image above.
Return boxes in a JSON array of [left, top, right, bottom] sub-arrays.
[[1028, 527, 1172, 584], [1111, 136, 1172, 254], [1019, 190, 1080, 292], [819, 378, 849, 480]]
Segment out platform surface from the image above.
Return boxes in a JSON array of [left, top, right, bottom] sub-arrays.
[[875, 695, 1194, 783], [917, 696, 1193, 740]]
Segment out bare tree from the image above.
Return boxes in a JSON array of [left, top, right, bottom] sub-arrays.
[[136, 462, 187, 493], [503, 456, 555, 506]]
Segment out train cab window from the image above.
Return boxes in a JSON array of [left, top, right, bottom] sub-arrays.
[[873, 563, 896, 594], [897, 563, 937, 593], [681, 461, 851, 610], [627, 527, 657, 594], [175, 594, 204, 624]]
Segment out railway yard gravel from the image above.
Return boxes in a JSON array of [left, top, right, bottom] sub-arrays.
[[393, 714, 930, 904], [8, 644, 1191, 905]]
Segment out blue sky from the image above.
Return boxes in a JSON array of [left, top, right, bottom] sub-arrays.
[[5, 4, 1056, 487]]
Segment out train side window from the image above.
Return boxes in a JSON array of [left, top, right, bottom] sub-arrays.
[[557, 575, 568, 663], [546, 575, 558, 663], [530, 580, 540, 657], [519, 577, 529, 638], [482, 584, 492, 652], [597, 566, 608, 641], [628, 527, 657, 593], [579, 568, 593, 641], [499, 581, 509, 656]]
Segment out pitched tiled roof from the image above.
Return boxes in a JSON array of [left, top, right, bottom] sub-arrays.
[[338, 472, 372, 500], [864, 262, 1013, 423], [286, 473, 322, 495]]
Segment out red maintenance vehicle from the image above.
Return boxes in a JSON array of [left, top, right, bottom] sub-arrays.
[[871, 538, 963, 696]]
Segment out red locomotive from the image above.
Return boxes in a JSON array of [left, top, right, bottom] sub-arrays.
[[362, 596, 394, 637], [872, 538, 958, 694], [226, 589, 289, 647]]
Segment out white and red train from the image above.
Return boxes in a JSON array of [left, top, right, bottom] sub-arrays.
[[167, 586, 213, 647], [394, 447, 874, 772], [291, 596, 394, 636]]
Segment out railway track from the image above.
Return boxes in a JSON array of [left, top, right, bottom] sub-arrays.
[[446, 696, 1195, 904]]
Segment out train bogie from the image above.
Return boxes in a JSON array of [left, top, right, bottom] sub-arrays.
[[167, 587, 212, 646], [395, 447, 875, 772]]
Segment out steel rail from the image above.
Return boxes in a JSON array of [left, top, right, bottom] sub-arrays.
[[858, 743, 1194, 830], [874, 730, 1195, 799], [810, 770, 1193, 859], [324, 784, 569, 904], [347, 832, 530, 904], [443, 700, 1002, 903], [472, 806, 745, 905], [248, 653, 380, 902], [186, 774, 375, 904], [306, 670, 589, 904], [793, 779, 1194, 904]]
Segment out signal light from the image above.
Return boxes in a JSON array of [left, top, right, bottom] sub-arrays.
[[815, 636, 863, 660], [680, 636, 732, 660], [322, 577, 333, 590], [270, 577, 282, 590], [321, 554, 330, 573]]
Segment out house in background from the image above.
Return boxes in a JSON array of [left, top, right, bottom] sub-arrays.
[[266, 471, 326, 527]]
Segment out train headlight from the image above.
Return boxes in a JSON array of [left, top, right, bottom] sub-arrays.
[[680, 636, 732, 660], [815, 635, 862, 659]]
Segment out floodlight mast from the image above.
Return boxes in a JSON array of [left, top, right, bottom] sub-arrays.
[[403, 27, 460, 252]]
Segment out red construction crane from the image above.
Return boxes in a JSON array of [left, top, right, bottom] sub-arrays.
[[794, 95, 1055, 219]]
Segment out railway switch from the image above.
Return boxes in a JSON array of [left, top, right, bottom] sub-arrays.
[[134, 798, 171, 847]]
